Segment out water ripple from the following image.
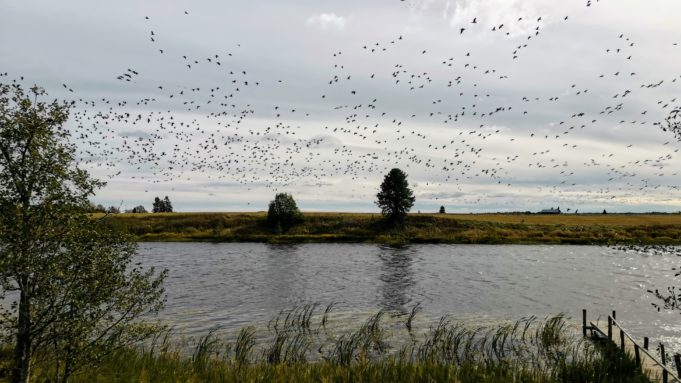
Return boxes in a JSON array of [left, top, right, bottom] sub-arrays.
[[137, 243, 681, 354]]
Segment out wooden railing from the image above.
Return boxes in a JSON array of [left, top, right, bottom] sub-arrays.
[[583, 309, 680, 383]]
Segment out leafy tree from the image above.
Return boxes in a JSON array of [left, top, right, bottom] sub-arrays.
[[131, 205, 147, 213], [106, 205, 120, 214], [647, 108, 681, 314], [0, 83, 166, 383], [439, 206, 445, 214], [267, 193, 302, 231], [163, 196, 173, 213], [375, 168, 415, 225]]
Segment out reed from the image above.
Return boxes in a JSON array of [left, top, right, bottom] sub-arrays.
[[233, 326, 256, 366], [320, 302, 335, 332], [405, 303, 421, 334], [324, 311, 388, 366], [18, 307, 652, 383]]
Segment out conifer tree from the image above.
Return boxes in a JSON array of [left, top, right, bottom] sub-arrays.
[[375, 168, 415, 225]]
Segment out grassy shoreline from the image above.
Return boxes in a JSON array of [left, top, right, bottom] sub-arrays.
[[23, 309, 652, 382], [97, 212, 681, 245]]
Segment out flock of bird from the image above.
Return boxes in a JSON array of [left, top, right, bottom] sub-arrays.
[[3, 0, 681, 212]]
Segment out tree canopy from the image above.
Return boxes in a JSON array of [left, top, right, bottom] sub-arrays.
[[0, 83, 166, 383], [130, 205, 147, 213], [267, 193, 303, 231], [375, 168, 415, 225], [152, 196, 173, 213]]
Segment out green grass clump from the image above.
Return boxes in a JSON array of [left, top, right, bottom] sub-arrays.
[[22, 306, 651, 382]]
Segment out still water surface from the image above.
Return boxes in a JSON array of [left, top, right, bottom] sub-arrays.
[[138, 243, 681, 350]]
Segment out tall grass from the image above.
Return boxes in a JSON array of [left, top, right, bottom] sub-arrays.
[[22, 306, 652, 382], [233, 326, 255, 366]]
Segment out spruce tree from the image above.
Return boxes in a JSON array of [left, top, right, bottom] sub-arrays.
[[375, 168, 415, 225], [152, 197, 162, 213], [163, 196, 173, 212]]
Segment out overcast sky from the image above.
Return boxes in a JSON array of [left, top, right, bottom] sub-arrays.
[[2, 0, 681, 213]]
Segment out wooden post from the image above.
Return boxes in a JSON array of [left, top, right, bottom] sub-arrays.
[[634, 344, 641, 367], [644, 337, 649, 350], [674, 354, 681, 379], [661, 343, 668, 383], [619, 329, 625, 351], [582, 309, 587, 337], [608, 316, 612, 341], [612, 310, 616, 320]]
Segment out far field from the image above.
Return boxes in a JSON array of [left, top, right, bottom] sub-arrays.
[[97, 212, 681, 245]]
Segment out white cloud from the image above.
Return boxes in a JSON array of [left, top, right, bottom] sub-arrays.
[[446, 0, 546, 38], [306, 13, 347, 31]]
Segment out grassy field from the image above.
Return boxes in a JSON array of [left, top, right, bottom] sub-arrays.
[[21, 309, 651, 382], [95, 212, 681, 245]]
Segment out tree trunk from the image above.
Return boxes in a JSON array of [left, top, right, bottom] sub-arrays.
[[12, 285, 32, 383], [60, 363, 71, 383]]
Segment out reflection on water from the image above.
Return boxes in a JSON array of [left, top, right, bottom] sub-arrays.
[[377, 246, 415, 313], [262, 244, 305, 310], [136, 243, 681, 354]]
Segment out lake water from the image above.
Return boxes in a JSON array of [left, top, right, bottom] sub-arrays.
[[138, 243, 681, 352]]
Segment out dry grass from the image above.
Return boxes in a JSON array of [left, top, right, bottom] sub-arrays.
[[441, 213, 681, 226], [94, 211, 681, 225], [94, 212, 681, 245]]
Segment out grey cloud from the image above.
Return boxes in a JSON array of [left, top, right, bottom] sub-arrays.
[[419, 191, 467, 199], [3, 0, 681, 212], [119, 130, 152, 138]]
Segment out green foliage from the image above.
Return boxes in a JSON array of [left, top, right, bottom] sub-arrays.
[[130, 205, 147, 213], [163, 196, 173, 212], [0, 83, 166, 383], [267, 193, 303, 231], [21, 310, 651, 383], [439, 206, 445, 214], [376, 168, 415, 225], [152, 197, 162, 213], [152, 196, 173, 213]]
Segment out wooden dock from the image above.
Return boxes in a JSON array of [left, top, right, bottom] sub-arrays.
[[584, 309, 680, 383]]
